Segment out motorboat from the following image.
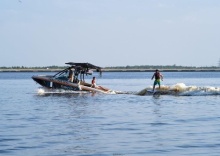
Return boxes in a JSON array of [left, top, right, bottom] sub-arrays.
[[32, 62, 111, 94]]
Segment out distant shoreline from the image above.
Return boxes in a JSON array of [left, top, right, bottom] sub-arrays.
[[0, 68, 220, 72]]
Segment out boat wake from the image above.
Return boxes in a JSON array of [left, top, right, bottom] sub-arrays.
[[36, 88, 117, 95], [37, 88, 88, 95], [36, 83, 220, 96], [136, 83, 220, 96]]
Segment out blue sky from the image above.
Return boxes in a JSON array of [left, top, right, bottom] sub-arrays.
[[0, 0, 220, 67]]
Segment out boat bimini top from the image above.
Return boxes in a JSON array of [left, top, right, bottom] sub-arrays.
[[53, 62, 102, 82]]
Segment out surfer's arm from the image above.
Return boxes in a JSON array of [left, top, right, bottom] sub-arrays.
[[151, 74, 155, 80], [160, 74, 164, 81]]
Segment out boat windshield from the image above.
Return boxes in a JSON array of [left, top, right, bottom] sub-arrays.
[[54, 70, 69, 81]]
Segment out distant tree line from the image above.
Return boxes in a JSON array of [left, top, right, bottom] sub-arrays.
[[0, 66, 68, 69], [0, 64, 219, 69], [104, 65, 220, 69]]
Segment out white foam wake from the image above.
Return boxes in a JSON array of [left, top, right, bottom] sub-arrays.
[[136, 83, 220, 96]]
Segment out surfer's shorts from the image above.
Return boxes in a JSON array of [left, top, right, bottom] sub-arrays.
[[154, 79, 161, 86]]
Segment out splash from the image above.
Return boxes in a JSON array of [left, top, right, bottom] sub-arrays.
[[136, 83, 220, 96], [37, 88, 45, 95]]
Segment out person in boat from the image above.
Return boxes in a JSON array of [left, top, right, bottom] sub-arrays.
[[91, 76, 109, 92], [91, 76, 97, 88], [68, 69, 73, 82], [151, 69, 163, 91]]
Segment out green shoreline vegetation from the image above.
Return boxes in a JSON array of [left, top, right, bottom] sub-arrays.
[[0, 65, 220, 72]]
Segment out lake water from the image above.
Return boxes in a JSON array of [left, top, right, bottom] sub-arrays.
[[1, 72, 220, 156]]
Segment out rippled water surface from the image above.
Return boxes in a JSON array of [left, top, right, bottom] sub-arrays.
[[1, 72, 220, 156]]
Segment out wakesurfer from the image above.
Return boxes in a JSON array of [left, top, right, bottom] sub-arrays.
[[151, 69, 163, 92]]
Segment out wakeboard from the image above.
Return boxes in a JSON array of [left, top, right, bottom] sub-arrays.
[[147, 90, 156, 93], [147, 90, 160, 96]]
